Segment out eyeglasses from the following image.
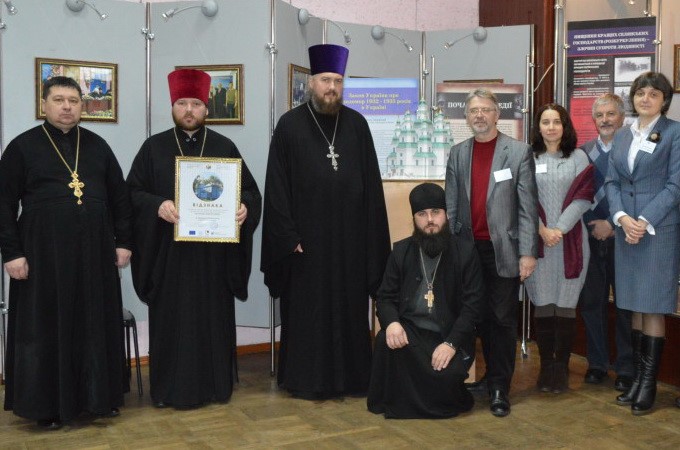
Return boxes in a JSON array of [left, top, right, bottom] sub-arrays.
[[467, 107, 495, 115]]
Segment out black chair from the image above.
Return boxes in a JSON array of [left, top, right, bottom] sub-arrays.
[[122, 308, 143, 396]]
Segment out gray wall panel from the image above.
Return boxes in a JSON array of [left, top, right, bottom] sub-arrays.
[[149, 0, 272, 327], [0, 0, 147, 322], [426, 25, 532, 107]]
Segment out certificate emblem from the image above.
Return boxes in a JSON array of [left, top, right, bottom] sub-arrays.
[[193, 172, 224, 201]]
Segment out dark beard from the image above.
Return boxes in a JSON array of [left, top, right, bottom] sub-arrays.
[[412, 222, 451, 257], [172, 113, 205, 131], [309, 88, 343, 115]]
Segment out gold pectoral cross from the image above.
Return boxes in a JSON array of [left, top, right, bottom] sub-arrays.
[[327, 145, 340, 171], [68, 172, 85, 205], [424, 287, 435, 310]]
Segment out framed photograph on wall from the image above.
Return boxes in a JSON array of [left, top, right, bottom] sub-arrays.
[[674, 45, 680, 93], [176, 64, 244, 125], [36, 57, 118, 122], [289, 64, 310, 110]]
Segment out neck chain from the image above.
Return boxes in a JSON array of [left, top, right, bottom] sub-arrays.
[[307, 102, 340, 171], [42, 124, 84, 205], [174, 127, 207, 157], [419, 248, 443, 312]]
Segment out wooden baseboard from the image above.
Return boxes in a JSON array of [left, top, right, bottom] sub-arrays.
[[236, 342, 280, 356], [128, 342, 281, 367]]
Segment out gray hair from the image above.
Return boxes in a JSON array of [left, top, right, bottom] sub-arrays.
[[465, 89, 499, 113], [591, 93, 624, 118]]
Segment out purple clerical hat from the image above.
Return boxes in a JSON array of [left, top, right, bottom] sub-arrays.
[[308, 44, 349, 76]]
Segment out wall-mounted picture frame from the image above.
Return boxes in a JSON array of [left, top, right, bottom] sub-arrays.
[[674, 45, 680, 93], [176, 64, 244, 125], [36, 57, 118, 122], [289, 64, 311, 110]]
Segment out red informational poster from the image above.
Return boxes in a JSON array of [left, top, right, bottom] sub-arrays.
[[566, 17, 656, 146]]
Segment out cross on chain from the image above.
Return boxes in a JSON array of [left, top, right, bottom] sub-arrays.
[[69, 172, 85, 205], [424, 288, 435, 310], [327, 145, 340, 171]]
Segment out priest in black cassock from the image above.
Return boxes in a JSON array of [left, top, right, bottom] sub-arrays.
[[127, 69, 261, 409], [368, 183, 483, 418], [0, 76, 132, 429], [261, 44, 391, 399]]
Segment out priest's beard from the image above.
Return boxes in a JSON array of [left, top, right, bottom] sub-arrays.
[[412, 220, 451, 257], [172, 110, 206, 132], [308, 87, 343, 115]]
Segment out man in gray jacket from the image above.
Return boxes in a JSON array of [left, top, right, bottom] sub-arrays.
[[445, 88, 538, 417]]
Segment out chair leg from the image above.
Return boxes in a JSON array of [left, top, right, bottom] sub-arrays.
[[233, 343, 239, 384], [125, 323, 132, 380], [131, 317, 143, 396]]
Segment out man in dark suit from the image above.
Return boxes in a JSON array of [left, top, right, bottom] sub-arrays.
[[578, 93, 633, 391], [445, 88, 538, 417]]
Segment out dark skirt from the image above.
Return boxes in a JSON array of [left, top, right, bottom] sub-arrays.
[[367, 322, 474, 419]]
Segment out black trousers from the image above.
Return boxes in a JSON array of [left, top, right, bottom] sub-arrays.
[[474, 240, 520, 394], [578, 236, 633, 376]]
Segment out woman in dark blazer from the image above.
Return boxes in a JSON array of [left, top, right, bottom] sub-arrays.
[[605, 71, 680, 415]]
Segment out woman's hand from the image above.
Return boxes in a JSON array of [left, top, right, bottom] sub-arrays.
[[539, 223, 563, 247], [619, 215, 646, 244]]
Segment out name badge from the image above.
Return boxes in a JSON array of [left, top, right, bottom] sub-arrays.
[[639, 140, 656, 154], [494, 168, 512, 183], [536, 163, 548, 174]]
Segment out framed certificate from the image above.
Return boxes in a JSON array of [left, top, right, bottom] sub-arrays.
[[174, 157, 241, 242]]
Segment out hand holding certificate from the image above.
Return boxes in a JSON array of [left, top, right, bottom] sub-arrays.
[[174, 157, 242, 242]]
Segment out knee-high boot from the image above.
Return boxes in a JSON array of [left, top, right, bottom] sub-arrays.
[[552, 316, 575, 394], [631, 334, 665, 415], [534, 317, 555, 392], [616, 330, 642, 406]]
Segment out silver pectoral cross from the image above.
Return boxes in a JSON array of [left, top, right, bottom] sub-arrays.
[[327, 145, 340, 171]]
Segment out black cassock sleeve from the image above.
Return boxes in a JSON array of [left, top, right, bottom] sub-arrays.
[[0, 143, 25, 263]]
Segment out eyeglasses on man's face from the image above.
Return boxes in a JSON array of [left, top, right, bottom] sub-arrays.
[[467, 107, 496, 115]]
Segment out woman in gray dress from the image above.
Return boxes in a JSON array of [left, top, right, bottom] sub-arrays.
[[526, 104, 593, 394], [605, 72, 680, 415]]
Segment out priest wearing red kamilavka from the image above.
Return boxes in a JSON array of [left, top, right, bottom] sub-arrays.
[[127, 69, 261, 409]]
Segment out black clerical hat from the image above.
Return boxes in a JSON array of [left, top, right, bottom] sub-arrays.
[[409, 183, 446, 215]]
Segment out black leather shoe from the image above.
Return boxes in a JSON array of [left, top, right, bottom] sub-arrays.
[[584, 368, 607, 384], [95, 407, 120, 418], [37, 418, 62, 430], [153, 401, 167, 408], [489, 390, 510, 417], [465, 375, 488, 393], [614, 375, 633, 392]]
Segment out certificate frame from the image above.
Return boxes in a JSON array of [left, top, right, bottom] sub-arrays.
[[674, 44, 680, 93], [174, 157, 242, 243]]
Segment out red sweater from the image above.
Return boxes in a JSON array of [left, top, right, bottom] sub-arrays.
[[470, 137, 497, 240]]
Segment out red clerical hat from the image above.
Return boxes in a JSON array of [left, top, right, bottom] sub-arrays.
[[167, 69, 211, 105]]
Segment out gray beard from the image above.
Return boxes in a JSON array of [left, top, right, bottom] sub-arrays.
[[309, 89, 343, 115]]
